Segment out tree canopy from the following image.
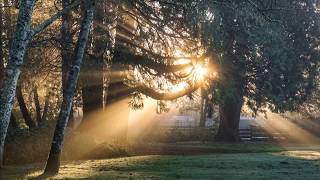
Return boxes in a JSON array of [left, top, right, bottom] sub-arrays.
[[0, 0, 319, 172]]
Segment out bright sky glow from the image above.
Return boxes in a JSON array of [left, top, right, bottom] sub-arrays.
[[194, 64, 208, 80], [171, 82, 189, 92]]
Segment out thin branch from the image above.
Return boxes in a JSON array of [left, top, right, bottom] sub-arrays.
[[31, 0, 83, 37], [132, 81, 201, 100]]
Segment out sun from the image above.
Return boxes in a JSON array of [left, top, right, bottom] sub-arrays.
[[194, 65, 207, 80]]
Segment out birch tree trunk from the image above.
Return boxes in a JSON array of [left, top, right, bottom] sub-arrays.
[[0, 0, 36, 167], [61, 0, 73, 93], [61, 0, 76, 127], [4, 0, 13, 50], [44, 1, 94, 173], [0, 0, 83, 167]]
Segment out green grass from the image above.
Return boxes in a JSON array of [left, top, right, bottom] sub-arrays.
[[130, 142, 286, 155], [1, 143, 320, 179]]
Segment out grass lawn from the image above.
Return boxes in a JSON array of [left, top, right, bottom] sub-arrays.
[[1, 144, 320, 179]]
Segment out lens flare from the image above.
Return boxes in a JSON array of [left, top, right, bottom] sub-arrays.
[[194, 65, 207, 80]]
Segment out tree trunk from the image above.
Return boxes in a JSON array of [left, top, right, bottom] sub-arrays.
[[33, 86, 42, 125], [207, 98, 213, 119], [41, 89, 51, 122], [61, 0, 73, 94], [0, 0, 36, 167], [16, 85, 36, 128], [2, 3, 18, 130], [81, 0, 117, 121], [3, 0, 13, 78], [0, 4, 4, 83], [60, 0, 75, 128], [82, 82, 103, 117], [199, 88, 208, 127], [44, 1, 94, 173], [9, 112, 19, 128], [215, 95, 243, 142], [4, 0, 13, 50], [67, 103, 74, 128]]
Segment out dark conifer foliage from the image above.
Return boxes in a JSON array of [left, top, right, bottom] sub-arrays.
[[0, 0, 319, 172]]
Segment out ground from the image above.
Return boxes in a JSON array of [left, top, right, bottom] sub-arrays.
[[1, 143, 320, 179]]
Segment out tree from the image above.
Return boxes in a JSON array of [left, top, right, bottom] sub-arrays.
[[0, 0, 38, 167], [0, 0, 82, 167], [75, 0, 319, 142], [81, 0, 117, 121], [133, 0, 319, 141], [44, 0, 95, 173], [195, 0, 320, 141], [297, 74, 320, 118], [16, 84, 37, 128], [0, 2, 4, 82], [78, 0, 212, 122]]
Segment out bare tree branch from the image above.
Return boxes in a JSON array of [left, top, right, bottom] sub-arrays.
[[31, 0, 83, 37]]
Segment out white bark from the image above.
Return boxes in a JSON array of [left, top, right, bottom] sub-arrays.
[[44, 0, 94, 173], [0, 0, 84, 167], [0, 0, 36, 167]]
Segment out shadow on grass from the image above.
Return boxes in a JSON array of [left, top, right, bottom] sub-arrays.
[[1, 143, 320, 179], [84, 150, 320, 179], [130, 142, 286, 156]]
